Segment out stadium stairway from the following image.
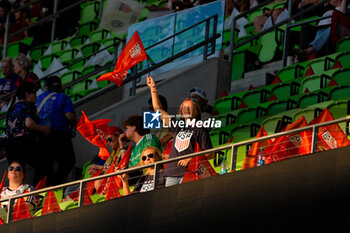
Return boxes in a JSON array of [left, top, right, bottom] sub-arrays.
[[2, 145, 350, 233]]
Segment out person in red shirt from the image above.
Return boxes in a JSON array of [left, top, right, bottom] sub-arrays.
[[13, 54, 40, 91]]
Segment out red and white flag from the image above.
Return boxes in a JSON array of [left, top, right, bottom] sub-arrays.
[[97, 31, 147, 86]]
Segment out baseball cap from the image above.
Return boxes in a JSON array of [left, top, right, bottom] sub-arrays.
[[189, 87, 207, 100], [108, 126, 123, 135]]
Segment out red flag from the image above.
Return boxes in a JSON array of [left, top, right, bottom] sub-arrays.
[[0, 217, 4, 225], [77, 111, 112, 160], [242, 126, 273, 169], [97, 31, 147, 86], [309, 108, 350, 152], [182, 142, 217, 183], [104, 176, 121, 201], [13, 197, 31, 221], [248, 84, 254, 90], [66, 188, 94, 206], [35, 176, 47, 190], [41, 190, 61, 215], [304, 88, 310, 93], [98, 143, 133, 194], [265, 116, 310, 164], [0, 170, 7, 191]]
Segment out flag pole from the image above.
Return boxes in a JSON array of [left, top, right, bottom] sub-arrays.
[[146, 56, 151, 76]]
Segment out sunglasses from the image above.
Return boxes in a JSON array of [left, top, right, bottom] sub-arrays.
[[8, 166, 22, 172], [106, 137, 113, 143], [142, 153, 154, 161]]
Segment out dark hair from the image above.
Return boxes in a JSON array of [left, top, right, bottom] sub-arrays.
[[44, 76, 62, 92], [123, 115, 150, 136], [148, 95, 168, 112], [16, 82, 36, 100]]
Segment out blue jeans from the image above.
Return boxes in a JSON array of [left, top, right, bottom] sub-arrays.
[[310, 27, 331, 52], [165, 177, 183, 187]]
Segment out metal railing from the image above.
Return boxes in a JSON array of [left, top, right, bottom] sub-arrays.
[[1, 114, 350, 224]]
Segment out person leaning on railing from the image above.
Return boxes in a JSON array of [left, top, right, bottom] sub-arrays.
[[146, 75, 214, 187], [120, 146, 165, 195], [0, 161, 39, 211]]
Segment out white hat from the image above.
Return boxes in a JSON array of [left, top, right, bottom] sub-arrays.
[[189, 87, 207, 100]]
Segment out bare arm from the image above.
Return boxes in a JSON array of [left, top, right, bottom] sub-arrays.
[[340, 0, 348, 13], [25, 118, 50, 134], [146, 75, 172, 126]]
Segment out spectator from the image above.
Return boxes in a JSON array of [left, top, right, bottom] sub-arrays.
[[37, 76, 76, 186], [1, 8, 30, 44], [120, 146, 165, 195], [5, 82, 50, 185], [294, 0, 349, 58], [0, 57, 19, 111], [63, 126, 127, 197], [13, 54, 40, 91], [92, 126, 126, 191], [147, 75, 214, 187], [189, 87, 213, 121], [119, 115, 162, 185], [0, 160, 38, 211]]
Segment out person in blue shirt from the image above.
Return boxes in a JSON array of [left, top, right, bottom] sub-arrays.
[[37, 76, 77, 186]]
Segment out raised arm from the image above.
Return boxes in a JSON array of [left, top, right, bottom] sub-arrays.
[[146, 75, 171, 126]]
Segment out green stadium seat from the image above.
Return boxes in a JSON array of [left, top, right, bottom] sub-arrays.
[[78, 20, 99, 36], [300, 75, 321, 93], [89, 29, 111, 42], [333, 51, 350, 68], [235, 107, 266, 124], [29, 45, 48, 62], [292, 100, 334, 122], [328, 85, 350, 101], [241, 89, 271, 107], [60, 70, 82, 86], [271, 82, 299, 100], [331, 69, 350, 85], [59, 48, 81, 64], [51, 40, 69, 54], [231, 51, 245, 80], [261, 115, 284, 135], [336, 36, 350, 53], [213, 108, 244, 127], [40, 54, 59, 70], [265, 100, 296, 116], [79, 1, 100, 25], [81, 42, 101, 57], [275, 61, 308, 82], [210, 124, 236, 147], [230, 123, 260, 143], [70, 35, 90, 48], [303, 58, 325, 75], [7, 39, 32, 58]]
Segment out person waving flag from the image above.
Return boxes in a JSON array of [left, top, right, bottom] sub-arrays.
[[97, 31, 147, 86]]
